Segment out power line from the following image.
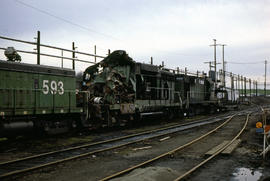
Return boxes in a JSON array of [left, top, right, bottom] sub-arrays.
[[157, 49, 210, 57], [12, 0, 216, 59], [14, 0, 120, 41], [11, 0, 224, 60], [227, 61, 264, 64], [12, 0, 266, 69]]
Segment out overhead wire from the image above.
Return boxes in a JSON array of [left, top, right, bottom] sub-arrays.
[[226, 61, 265, 64], [13, 0, 120, 41], [13, 0, 212, 60], [11, 0, 266, 69]]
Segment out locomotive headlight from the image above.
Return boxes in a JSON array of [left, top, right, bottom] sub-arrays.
[[85, 73, 91, 80], [5, 47, 16, 55], [4, 47, 21, 62]]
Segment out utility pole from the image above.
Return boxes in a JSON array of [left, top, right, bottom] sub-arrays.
[[235, 76, 238, 90], [264, 60, 267, 96], [72, 42, 75, 70], [94, 45, 97, 63], [230, 72, 233, 103], [244, 77, 247, 97], [235, 75, 238, 101], [241, 76, 243, 101], [210, 39, 218, 89], [249, 79, 251, 100], [238, 75, 240, 101], [213, 39, 217, 77], [221, 44, 227, 88], [256, 81, 258, 96], [253, 81, 255, 97], [36, 31, 40, 65], [204, 61, 213, 72]]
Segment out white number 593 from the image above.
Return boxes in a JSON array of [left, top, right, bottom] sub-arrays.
[[42, 80, 64, 95]]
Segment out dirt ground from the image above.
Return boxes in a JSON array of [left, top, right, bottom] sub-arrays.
[[112, 113, 270, 181], [2, 97, 270, 181]]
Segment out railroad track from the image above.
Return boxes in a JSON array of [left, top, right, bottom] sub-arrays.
[[99, 111, 253, 181], [0, 113, 237, 179], [174, 113, 250, 180]]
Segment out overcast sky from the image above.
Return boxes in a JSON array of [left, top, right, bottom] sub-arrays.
[[0, 0, 270, 84]]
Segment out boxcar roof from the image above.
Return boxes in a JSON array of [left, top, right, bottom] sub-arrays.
[[0, 60, 75, 76]]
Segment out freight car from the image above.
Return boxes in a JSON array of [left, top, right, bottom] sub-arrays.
[[0, 58, 83, 136], [82, 50, 225, 127]]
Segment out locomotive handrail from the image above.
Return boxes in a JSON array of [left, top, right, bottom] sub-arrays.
[[0, 47, 96, 64], [140, 70, 206, 78], [0, 34, 259, 95], [162, 67, 206, 78], [0, 35, 36, 45], [0, 33, 107, 69], [0, 35, 105, 59], [39, 43, 105, 59]]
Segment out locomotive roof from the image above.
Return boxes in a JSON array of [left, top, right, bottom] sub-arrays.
[[137, 63, 159, 73], [84, 50, 135, 75], [101, 50, 135, 66], [0, 59, 75, 77]]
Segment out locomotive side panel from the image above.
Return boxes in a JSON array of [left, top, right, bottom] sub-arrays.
[[0, 69, 38, 116], [38, 74, 78, 114], [0, 60, 79, 116], [0, 60, 82, 136]]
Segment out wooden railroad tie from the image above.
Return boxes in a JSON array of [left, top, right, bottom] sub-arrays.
[[205, 139, 241, 156]]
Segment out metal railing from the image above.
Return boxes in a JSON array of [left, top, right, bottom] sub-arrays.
[[0, 31, 109, 69]]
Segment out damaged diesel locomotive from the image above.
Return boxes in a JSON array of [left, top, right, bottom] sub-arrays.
[[82, 50, 223, 127], [82, 50, 137, 127], [0, 47, 228, 136]]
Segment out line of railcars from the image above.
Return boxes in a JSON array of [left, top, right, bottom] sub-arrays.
[[0, 50, 233, 137]]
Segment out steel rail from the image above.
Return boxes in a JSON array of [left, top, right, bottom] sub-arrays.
[[99, 115, 236, 181], [0, 115, 230, 179], [0, 115, 223, 167], [174, 114, 250, 181]]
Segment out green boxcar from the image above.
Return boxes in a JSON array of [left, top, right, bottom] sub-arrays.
[[0, 60, 82, 117]]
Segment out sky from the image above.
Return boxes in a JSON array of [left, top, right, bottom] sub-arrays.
[[0, 0, 270, 86]]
